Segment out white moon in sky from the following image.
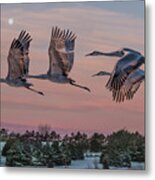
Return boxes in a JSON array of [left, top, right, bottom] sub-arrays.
[[8, 18, 14, 25]]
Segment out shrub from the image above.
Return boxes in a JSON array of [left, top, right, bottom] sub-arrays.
[[2, 138, 18, 156]]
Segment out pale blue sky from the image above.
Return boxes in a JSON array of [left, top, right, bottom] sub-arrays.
[[2, 1, 144, 19]]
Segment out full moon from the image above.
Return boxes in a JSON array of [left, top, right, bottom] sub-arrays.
[[8, 18, 14, 25]]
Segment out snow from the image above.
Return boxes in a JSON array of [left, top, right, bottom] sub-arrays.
[[0, 142, 6, 167], [55, 157, 103, 169], [130, 162, 145, 170], [0, 141, 6, 151], [0, 142, 145, 169], [55, 157, 144, 170]]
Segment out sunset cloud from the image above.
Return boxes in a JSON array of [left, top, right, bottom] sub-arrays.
[[1, 2, 144, 134]]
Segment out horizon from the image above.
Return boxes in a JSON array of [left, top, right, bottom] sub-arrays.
[[1, 122, 144, 137]]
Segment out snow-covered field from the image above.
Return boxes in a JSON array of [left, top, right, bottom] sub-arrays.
[[0, 142, 144, 169], [56, 156, 103, 169], [55, 158, 144, 170], [0, 142, 6, 151], [0, 142, 6, 167]]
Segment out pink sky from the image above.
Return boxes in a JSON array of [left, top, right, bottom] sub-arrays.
[[1, 2, 144, 134]]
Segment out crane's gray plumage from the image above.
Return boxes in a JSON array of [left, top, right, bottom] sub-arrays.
[[48, 26, 76, 76], [7, 30, 32, 80], [28, 26, 90, 92], [112, 69, 144, 102], [17, 30, 32, 76], [86, 48, 144, 91], [92, 68, 144, 103], [105, 49, 144, 91], [1, 31, 44, 96], [87, 47, 144, 102]]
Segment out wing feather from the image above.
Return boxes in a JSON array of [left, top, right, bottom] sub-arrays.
[[112, 69, 144, 102], [7, 31, 32, 80], [17, 30, 32, 75], [48, 27, 76, 76], [106, 53, 144, 91], [7, 39, 25, 80]]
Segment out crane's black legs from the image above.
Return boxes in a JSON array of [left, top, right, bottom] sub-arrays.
[[70, 81, 91, 93], [25, 86, 44, 96]]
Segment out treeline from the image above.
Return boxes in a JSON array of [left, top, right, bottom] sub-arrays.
[[0, 128, 145, 168]]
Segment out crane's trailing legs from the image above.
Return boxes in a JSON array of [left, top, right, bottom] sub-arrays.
[[0, 78, 44, 96], [25, 86, 44, 96], [69, 80, 91, 92]]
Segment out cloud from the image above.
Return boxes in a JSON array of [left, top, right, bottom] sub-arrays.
[[1, 3, 144, 134]]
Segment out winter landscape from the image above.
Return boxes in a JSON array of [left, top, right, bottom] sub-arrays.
[[0, 127, 145, 169], [0, 1, 145, 170]]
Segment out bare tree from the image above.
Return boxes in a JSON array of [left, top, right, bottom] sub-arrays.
[[38, 124, 51, 136]]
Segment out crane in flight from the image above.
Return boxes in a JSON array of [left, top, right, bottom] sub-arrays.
[[92, 69, 144, 102], [0, 31, 44, 96], [28, 26, 90, 92], [86, 48, 145, 102]]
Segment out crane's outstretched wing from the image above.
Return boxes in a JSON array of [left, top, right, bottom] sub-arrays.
[[112, 83, 141, 102], [7, 31, 32, 80], [106, 53, 145, 91], [17, 30, 32, 75], [112, 69, 144, 102], [17, 30, 32, 50], [48, 26, 76, 76]]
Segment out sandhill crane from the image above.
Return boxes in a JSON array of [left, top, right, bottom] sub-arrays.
[[0, 31, 44, 96], [92, 69, 144, 102], [86, 48, 144, 92], [28, 27, 90, 92]]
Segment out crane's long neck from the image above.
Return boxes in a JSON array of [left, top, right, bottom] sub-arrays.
[[94, 51, 125, 57], [96, 51, 118, 56], [103, 72, 111, 76], [92, 71, 111, 77]]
